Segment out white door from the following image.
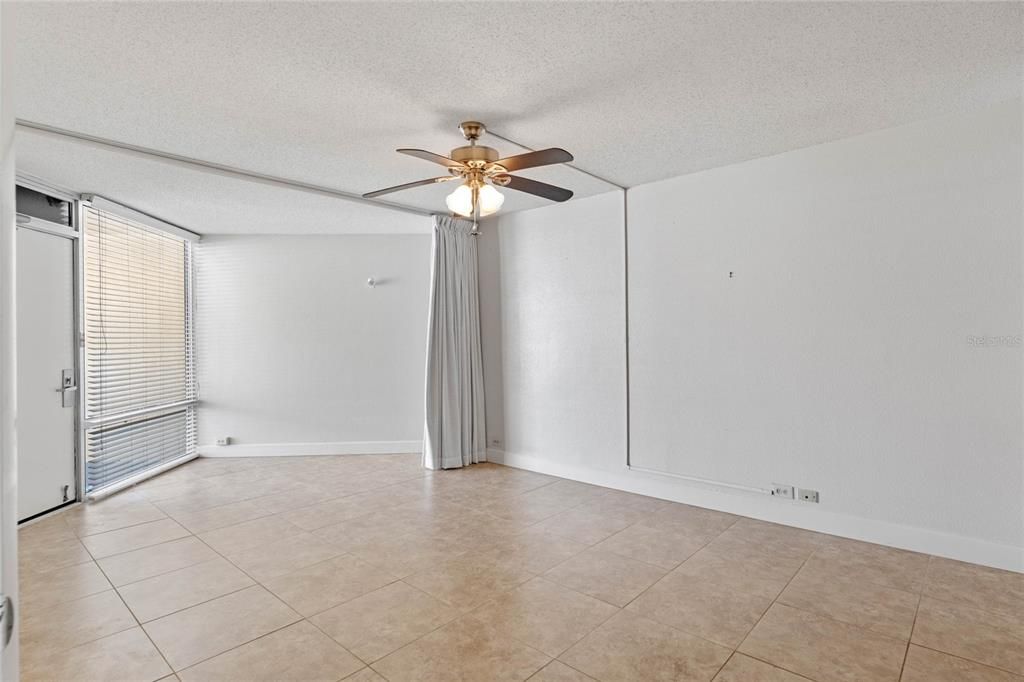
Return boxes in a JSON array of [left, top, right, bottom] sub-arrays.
[[16, 226, 77, 520]]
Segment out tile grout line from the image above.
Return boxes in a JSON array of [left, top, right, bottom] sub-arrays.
[[733, 533, 970, 679], [139, 469, 424, 674], [711, 651, 742, 681], [141, 467, 351, 510], [173, 617, 335, 677], [706, 648, 739, 680], [134, 527, 324, 674], [524, 573, 626, 615], [89, 553, 178, 680], [728, 541, 819, 680], [541, 658, 598, 681], [734, 650, 818, 681], [81, 531, 193, 564], [762, 546, 954, 645], [110, 527, 287, 669], [349, 572, 559, 675], [735, 590, 1007, 681], [123, 579, 259, 628], [18, 581, 139, 658], [546, 516, 744, 675], [913, 547, 1022, 677], [90, 535, 213, 581], [148, 475, 379, 517], [362, 595, 553, 682], [909, 642, 1024, 678], [71, 511, 174, 540], [99, 491, 370, 581], [459, 573, 620, 663], [897, 555, 930, 680], [507, 507, 767, 664], [21, 455, 1021, 681], [614, 514, 741, 611], [174, 530, 389, 672], [303, 613, 378, 670]]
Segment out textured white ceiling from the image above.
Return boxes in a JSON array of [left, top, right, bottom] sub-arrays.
[[11, 1, 1022, 234]]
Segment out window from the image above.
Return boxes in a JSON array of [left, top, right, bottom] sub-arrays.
[[16, 185, 73, 227], [82, 206, 196, 493]]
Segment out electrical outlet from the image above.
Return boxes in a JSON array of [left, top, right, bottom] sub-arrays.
[[798, 488, 820, 503], [216, 436, 231, 446], [771, 484, 794, 499]]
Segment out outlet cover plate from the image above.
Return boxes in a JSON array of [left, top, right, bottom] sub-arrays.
[[771, 484, 795, 499], [798, 488, 820, 503]]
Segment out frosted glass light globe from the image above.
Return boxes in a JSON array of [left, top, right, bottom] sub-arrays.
[[445, 184, 474, 217], [477, 184, 505, 216]]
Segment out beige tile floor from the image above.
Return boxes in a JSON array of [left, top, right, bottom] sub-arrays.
[[17, 454, 1024, 682]]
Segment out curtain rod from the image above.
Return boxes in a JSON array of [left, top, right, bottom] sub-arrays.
[[15, 119, 436, 218]]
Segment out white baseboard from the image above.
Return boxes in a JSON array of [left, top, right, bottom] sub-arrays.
[[487, 448, 1024, 573], [198, 440, 423, 457]]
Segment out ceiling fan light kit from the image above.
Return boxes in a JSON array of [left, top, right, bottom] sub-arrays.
[[363, 120, 575, 222]]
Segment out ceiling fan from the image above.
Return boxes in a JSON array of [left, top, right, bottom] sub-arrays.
[[363, 121, 574, 219]]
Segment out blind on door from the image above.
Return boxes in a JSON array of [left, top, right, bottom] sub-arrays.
[[83, 207, 196, 493]]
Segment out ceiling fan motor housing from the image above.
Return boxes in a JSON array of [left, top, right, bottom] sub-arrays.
[[450, 145, 499, 165]]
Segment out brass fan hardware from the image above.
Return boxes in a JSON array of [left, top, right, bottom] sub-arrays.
[[362, 121, 574, 220]]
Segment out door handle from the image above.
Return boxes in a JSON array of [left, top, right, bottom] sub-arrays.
[[57, 386, 78, 408], [57, 368, 77, 408]]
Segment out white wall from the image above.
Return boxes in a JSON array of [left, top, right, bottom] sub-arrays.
[[477, 221, 505, 449], [0, 4, 20, 677], [484, 100, 1023, 570], [630, 100, 1022, 551], [483, 191, 626, 467], [196, 234, 431, 454]]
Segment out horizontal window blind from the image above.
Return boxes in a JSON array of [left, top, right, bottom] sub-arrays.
[[83, 207, 196, 493], [84, 410, 194, 492]]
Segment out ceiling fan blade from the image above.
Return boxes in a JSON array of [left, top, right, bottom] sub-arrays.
[[363, 176, 459, 199], [491, 148, 573, 172], [397, 149, 464, 169], [502, 175, 573, 202]]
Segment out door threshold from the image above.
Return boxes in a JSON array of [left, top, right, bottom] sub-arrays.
[[18, 499, 80, 526]]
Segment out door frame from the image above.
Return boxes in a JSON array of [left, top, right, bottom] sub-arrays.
[[14, 174, 82, 515]]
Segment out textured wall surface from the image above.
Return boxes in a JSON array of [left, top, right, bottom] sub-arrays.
[[195, 234, 431, 448], [629, 101, 1023, 549], [484, 102, 1023, 565]]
